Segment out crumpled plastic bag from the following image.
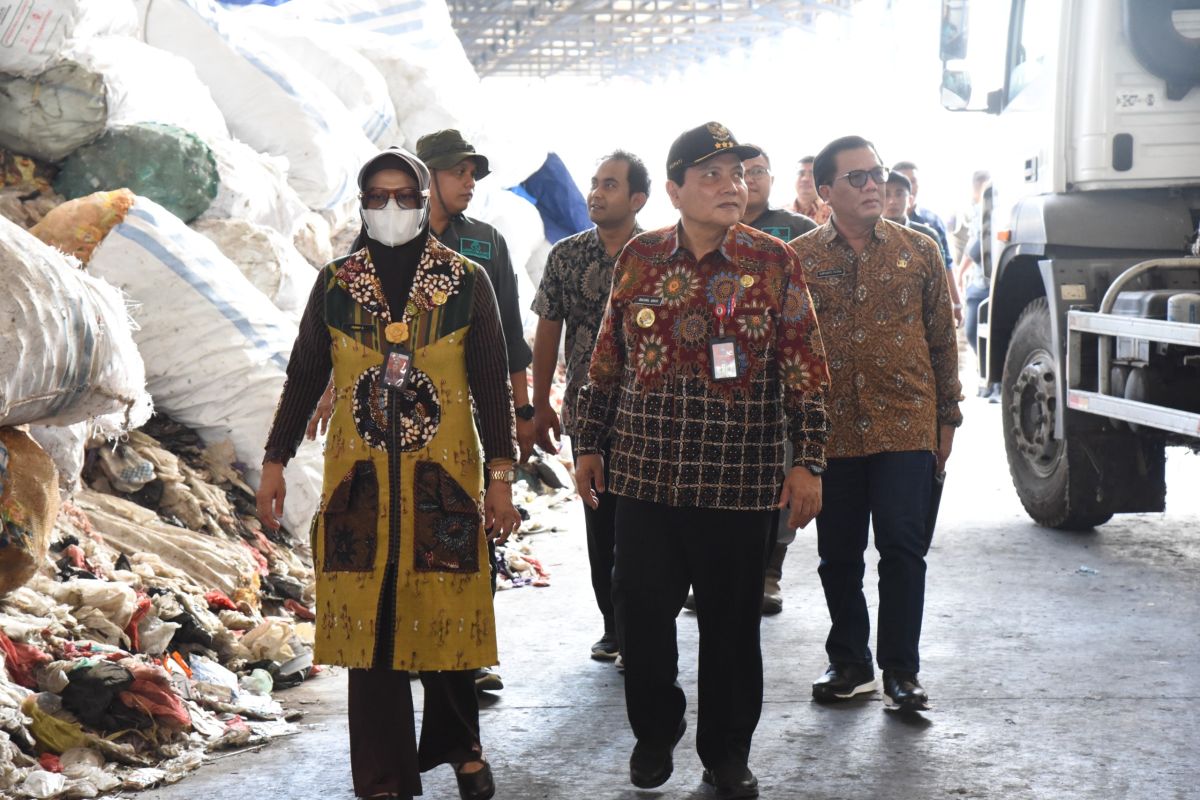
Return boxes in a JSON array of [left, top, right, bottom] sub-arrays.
[[18, 768, 65, 798], [239, 618, 295, 662], [135, 616, 180, 657]]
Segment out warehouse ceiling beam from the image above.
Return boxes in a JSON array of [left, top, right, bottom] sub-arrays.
[[448, 0, 857, 79]]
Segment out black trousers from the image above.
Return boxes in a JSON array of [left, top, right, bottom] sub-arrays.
[[348, 668, 480, 798], [575, 442, 617, 634], [815, 451, 936, 673], [613, 496, 771, 772]]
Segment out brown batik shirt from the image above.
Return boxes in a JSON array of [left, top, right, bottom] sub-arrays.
[[789, 218, 963, 459], [574, 222, 830, 511]]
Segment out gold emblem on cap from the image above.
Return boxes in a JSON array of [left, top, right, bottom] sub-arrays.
[[636, 307, 656, 328], [897, 257, 910, 270], [706, 122, 732, 142], [740, 274, 755, 288]]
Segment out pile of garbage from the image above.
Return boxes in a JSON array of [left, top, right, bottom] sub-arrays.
[[0, 410, 318, 798]]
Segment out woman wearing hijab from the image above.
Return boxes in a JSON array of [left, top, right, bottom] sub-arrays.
[[257, 147, 519, 800]]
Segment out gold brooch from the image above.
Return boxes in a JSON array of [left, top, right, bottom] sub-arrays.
[[636, 308, 656, 328], [432, 289, 448, 306], [385, 322, 409, 343], [740, 274, 755, 288]]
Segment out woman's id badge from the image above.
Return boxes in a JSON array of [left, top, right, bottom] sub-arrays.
[[709, 336, 739, 381], [381, 345, 414, 391]]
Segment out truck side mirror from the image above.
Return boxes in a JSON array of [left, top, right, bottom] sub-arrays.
[[941, 68, 973, 109]]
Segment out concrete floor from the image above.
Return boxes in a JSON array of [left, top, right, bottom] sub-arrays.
[[134, 393, 1200, 800]]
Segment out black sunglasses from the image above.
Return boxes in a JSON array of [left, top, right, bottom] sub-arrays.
[[360, 188, 428, 210], [833, 166, 889, 189]]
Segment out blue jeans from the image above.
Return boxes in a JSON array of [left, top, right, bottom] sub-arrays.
[[965, 283, 989, 355], [815, 451, 936, 673]]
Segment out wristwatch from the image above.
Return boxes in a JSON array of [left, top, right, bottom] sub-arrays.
[[514, 403, 535, 421], [804, 463, 825, 476], [488, 467, 516, 483]]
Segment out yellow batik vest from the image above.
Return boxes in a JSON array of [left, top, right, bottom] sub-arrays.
[[311, 239, 496, 671]]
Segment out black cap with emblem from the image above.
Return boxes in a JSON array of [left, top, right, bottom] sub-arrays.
[[666, 122, 761, 183]]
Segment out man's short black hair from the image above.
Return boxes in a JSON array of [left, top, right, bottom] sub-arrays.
[[886, 171, 912, 193], [743, 144, 770, 168], [798, 155, 816, 166], [892, 160, 919, 173], [602, 150, 651, 198], [813, 136, 882, 189]]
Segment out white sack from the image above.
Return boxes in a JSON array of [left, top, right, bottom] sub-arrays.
[[225, 9, 402, 148], [62, 35, 229, 142], [86, 196, 323, 535], [135, 0, 377, 225], [0, 0, 137, 76], [190, 218, 316, 326], [199, 136, 310, 237], [0, 216, 151, 432], [0, 61, 106, 162], [468, 185, 545, 339]]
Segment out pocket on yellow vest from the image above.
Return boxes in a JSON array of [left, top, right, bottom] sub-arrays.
[[323, 460, 379, 572], [413, 461, 482, 574]]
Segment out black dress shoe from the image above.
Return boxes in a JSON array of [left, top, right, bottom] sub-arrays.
[[629, 718, 686, 788], [812, 662, 878, 702], [702, 765, 760, 799], [454, 761, 495, 800], [882, 670, 930, 712]]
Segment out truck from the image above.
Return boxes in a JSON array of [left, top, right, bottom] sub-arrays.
[[938, 0, 1200, 529]]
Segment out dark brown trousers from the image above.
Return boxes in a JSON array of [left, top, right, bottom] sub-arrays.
[[347, 667, 480, 798]]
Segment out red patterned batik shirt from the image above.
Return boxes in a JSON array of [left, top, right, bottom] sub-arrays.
[[574, 222, 830, 511]]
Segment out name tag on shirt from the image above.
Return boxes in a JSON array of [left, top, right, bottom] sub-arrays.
[[762, 226, 792, 241], [381, 345, 414, 391], [633, 295, 664, 306], [460, 237, 493, 261], [709, 336, 739, 381], [816, 268, 845, 278]]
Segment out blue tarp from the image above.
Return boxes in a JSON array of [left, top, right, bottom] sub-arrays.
[[515, 152, 591, 245]]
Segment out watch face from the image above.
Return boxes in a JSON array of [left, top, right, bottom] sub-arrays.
[[515, 404, 535, 420]]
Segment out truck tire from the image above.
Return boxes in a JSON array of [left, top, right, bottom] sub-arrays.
[[1001, 298, 1113, 530]]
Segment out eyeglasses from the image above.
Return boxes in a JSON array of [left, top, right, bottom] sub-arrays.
[[745, 167, 771, 180], [360, 188, 428, 210], [833, 166, 889, 189]]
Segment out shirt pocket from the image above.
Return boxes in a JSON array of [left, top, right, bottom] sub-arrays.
[[412, 461, 482, 574], [322, 460, 379, 573]]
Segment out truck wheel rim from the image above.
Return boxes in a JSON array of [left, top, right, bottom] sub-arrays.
[[1010, 348, 1061, 476]]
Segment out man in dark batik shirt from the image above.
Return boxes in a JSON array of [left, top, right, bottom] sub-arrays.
[[531, 150, 648, 667], [575, 122, 829, 799]]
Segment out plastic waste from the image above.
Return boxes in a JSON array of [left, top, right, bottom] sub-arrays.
[[0, 429, 60, 599], [54, 123, 219, 224], [19, 769, 66, 798], [238, 669, 273, 696]]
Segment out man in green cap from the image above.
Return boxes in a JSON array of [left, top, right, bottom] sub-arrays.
[[417, 129, 533, 696], [417, 129, 533, 458]]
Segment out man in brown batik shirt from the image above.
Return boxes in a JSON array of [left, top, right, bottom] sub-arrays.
[[790, 135, 962, 713]]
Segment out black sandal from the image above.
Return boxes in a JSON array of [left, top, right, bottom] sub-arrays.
[[453, 761, 495, 800]]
